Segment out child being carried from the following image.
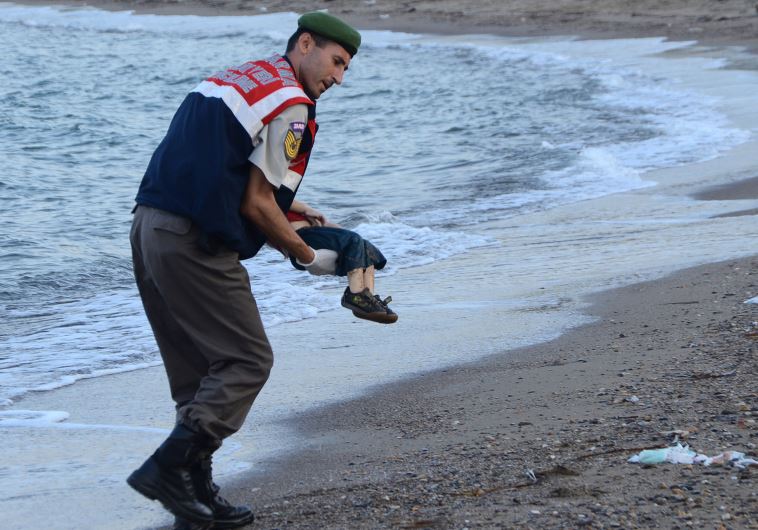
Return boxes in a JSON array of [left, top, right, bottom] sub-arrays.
[[286, 199, 397, 324]]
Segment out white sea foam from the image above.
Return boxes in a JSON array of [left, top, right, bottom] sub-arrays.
[[592, 76, 750, 169], [1, 290, 162, 404], [0, 409, 69, 424], [0, 409, 159, 431], [465, 37, 750, 175], [0, 409, 170, 433]]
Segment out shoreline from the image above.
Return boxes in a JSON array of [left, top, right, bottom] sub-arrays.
[[220, 254, 758, 529]]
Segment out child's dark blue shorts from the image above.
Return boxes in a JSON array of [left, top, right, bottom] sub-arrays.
[[291, 226, 387, 276]]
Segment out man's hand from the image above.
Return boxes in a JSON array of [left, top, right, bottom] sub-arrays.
[[296, 247, 338, 275]]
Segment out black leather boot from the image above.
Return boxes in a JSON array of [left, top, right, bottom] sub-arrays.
[[173, 452, 255, 530], [127, 423, 214, 524]]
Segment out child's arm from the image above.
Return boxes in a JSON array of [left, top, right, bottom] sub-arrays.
[[290, 199, 330, 227]]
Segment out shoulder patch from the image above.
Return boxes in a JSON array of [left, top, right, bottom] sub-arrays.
[[284, 121, 306, 160]]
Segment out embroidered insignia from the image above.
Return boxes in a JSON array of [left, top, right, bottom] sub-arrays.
[[284, 121, 305, 160]]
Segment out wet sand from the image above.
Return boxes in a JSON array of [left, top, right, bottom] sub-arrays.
[[696, 176, 758, 218]]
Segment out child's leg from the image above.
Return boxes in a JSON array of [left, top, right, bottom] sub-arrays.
[[347, 268, 365, 294], [347, 266, 375, 294], [363, 266, 375, 294]]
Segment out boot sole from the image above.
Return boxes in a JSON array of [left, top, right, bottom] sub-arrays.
[[127, 474, 214, 524], [214, 512, 256, 529], [174, 513, 255, 530]]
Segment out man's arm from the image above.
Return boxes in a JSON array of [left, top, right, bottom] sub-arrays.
[[240, 165, 315, 264]]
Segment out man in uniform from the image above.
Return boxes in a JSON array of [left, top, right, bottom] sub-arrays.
[[127, 12, 361, 528]]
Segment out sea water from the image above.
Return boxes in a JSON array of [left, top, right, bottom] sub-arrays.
[[0, 4, 756, 529], [0, 4, 749, 407]]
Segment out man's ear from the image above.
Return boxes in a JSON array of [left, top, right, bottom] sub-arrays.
[[298, 33, 314, 54]]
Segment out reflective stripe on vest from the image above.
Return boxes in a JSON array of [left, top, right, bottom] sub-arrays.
[[195, 54, 318, 197], [193, 54, 314, 140]]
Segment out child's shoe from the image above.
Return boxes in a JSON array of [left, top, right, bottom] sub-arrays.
[[374, 294, 398, 322], [341, 288, 398, 324]]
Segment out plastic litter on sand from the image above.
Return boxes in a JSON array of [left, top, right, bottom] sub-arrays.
[[628, 443, 758, 468]]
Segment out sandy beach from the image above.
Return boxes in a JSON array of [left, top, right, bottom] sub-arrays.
[[221, 254, 758, 529], [2, 1, 757, 528]]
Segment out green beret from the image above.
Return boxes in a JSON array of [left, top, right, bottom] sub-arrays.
[[298, 11, 361, 56]]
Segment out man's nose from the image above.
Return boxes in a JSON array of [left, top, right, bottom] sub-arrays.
[[332, 66, 345, 85]]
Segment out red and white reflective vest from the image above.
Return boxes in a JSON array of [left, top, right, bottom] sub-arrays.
[[136, 54, 318, 259]]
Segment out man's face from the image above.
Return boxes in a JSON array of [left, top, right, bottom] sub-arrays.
[[297, 36, 352, 100]]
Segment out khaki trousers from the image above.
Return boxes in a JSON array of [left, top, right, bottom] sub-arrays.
[[130, 206, 273, 440]]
